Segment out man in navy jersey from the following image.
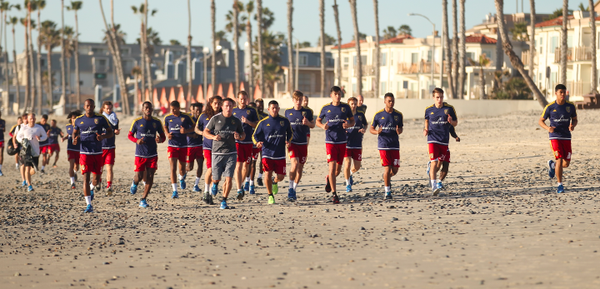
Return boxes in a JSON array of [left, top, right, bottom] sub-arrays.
[[46, 119, 65, 168], [232, 91, 258, 199], [344, 97, 367, 193], [253, 100, 293, 204], [164, 101, 195, 198], [252, 98, 268, 188], [63, 111, 81, 189], [370, 93, 403, 199], [539, 84, 577, 194], [129, 102, 166, 208], [101, 101, 120, 193], [316, 86, 355, 204], [424, 88, 457, 196], [284, 91, 315, 201], [38, 114, 51, 173], [356, 94, 367, 115], [196, 95, 222, 204], [73, 99, 114, 213], [0, 110, 5, 176], [186, 103, 204, 192]]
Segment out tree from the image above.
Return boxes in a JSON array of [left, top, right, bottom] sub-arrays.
[[298, 41, 311, 48], [349, 0, 361, 96], [442, 0, 456, 99], [529, 0, 535, 80], [373, 0, 380, 98], [452, 0, 459, 98], [63, 26, 75, 94], [9, 14, 20, 113], [256, 0, 264, 97], [67, 1, 82, 110], [494, 0, 548, 107], [131, 65, 141, 113], [468, 54, 491, 99], [317, 33, 336, 46], [26, 0, 37, 113], [319, 0, 325, 98], [382, 26, 397, 40], [332, 0, 342, 87], [286, 0, 293, 96], [560, 0, 567, 85], [252, 31, 283, 97], [225, 0, 244, 98], [211, 0, 216, 95], [458, 0, 466, 99], [35, 0, 46, 115], [187, 0, 192, 109], [19, 17, 31, 112], [546, 8, 572, 21], [509, 21, 529, 41], [590, 0, 597, 93], [169, 39, 180, 45], [398, 24, 411, 36], [241, 0, 254, 97], [60, 0, 66, 112], [40, 20, 59, 109], [0, 2, 15, 113], [578, 2, 587, 11]]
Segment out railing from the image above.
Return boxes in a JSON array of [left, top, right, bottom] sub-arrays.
[[397, 61, 440, 74], [521, 50, 537, 66], [353, 64, 376, 77], [395, 90, 420, 99], [554, 46, 593, 63], [566, 81, 593, 97]]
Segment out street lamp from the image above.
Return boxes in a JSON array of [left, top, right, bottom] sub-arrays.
[[203, 47, 210, 100], [408, 13, 439, 92]]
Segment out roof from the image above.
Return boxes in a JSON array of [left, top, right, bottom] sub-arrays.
[[535, 15, 574, 28], [465, 34, 497, 44], [332, 39, 366, 49], [379, 34, 414, 44]]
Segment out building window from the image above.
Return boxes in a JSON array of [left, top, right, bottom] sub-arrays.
[[299, 55, 308, 66], [380, 52, 387, 66], [352, 82, 356, 93], [95, 59, 108, 71], [298, 72, 311, 92], [466, 52, 475, 62], [550, 36, 558, 53], [411, 52, 418, 64], [380, 81, 387, 93], [343, 57, 349, 69]]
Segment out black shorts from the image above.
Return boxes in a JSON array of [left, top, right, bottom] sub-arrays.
[[20, 156, 39, 168]]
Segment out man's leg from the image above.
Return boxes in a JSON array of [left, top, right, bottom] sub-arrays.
[[0, 147, 4, 172], [234, 161, 244, 190], [24, 165, 32, 186], [169, 157, 178, 192], [20, 162, 25, 183], [177, 156, 187, 189], [142, 168, 156, 200], [556, 158, 570, 184], [383, 166, 392, 187], [343, 157, 351, 185], [430, 159, 442, 192], [241, 162, 250, 190], [223, 177, 233, 198], [440, 162, 450, 181], [83, 172, 91, 196], [328, 161, 338, 193], [106, 164, 114, 189], [53, 150, 60, 167]]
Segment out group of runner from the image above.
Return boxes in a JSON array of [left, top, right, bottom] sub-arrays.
[[0, 84, 576, 212]]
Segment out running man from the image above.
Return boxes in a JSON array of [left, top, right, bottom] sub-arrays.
[[370, 93, 403, 199], [253, 100, 293, 204], [16, 113, 47, 191], [101, 101, 120, 193], [186, 102, 204, 192], [46, 119, 65, 168], [38, 114, 51, 173], [73, 99, 114, 213], [539, 84, 577, 194], [426, 125, 461, 185], [232, 91, 258, 199], [253, 98, 267, 187], [196, 95, 222, 204], [344, 96, 367, 193], [316, 86, 355, 204], [301, 95, 313, 146], [356, 94, 367, 115], [424, 88, 457, 196], [284, 91, 315, 201], [164, 100, 195, 198], [203, 98, 245, 209], [129, 102, 166, 208], [12, 113, 29, 172], [0, 110, 5, 176], [63, 111, 82, 189], [9, 116, 22, 171]]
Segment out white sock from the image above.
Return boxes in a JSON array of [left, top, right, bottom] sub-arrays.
[[249, 180, 254, 186], [430, 180, 436, 189], [558, 182, 563, 186], [41, 166, 45, 170], [172, 183, 177, 191], [89, 182, 94, 190], [195, 177, 200, 186], [85, 196, 92, 205], [244, 177, 249, 183], [70, 177, 75, 184], [293, 181, 298, 189], [385, 186, 391, 193], [0, 164, 3, 170], [345, 179, 350, 186], [258, 173, 263, 179], [290, 181, 295, 189], [551, 162, 556, 169], [178, 174, 183, 181], [436, 179, 441, 184], [204, 183, 209, 192], [141, 180, 146, 186]]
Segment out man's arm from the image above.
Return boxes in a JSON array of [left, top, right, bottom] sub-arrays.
[[538, 117, 554, 133], [423, 119, 430, 136], [570, 117, 578, 131]]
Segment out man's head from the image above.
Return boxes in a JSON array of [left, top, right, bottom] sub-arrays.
[[209, 95, 223, 112], [432, 88, 444, 106], [301, 95, 309, 107], [102, 101, 113, 114], [384, 93, 395, 110], [67, 110, 81, 122], [40, 114, 48, 124], [222, 98, 235, 117], [237, 91, 249, 107], [292, 91, 304, 107], [142, 101, 153, 117], [17, 116, 22, 125], [84, 99, 95, 115], [330, 86, 342, 102], [50, 119, 57, 127], [255, 98, 264, 111], [268, 100, 280, 117], [356, 94, 364, 107], [191, 103, 202, 117], [22, 113, 29, 124], [27, 113, 36, 126], [347, 96, 357, 111], [170, 101, 180, 114], [555, 84, 567, 101]]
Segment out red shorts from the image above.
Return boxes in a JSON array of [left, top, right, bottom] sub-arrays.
[[48, 143, 60, 154], [167, 146, 187, 162], [236, 143, 253, 163], [379, 149, 400, 167], [80, 154, 102, 175], [551, 139, 572, 161], [40, 145, 50, 154], [102, 148, 115, 165], [187, 146, 204, 163], [252, 147, 261, 160], [262, 158, 286, 175], [428, 143, 450, 163], [344, 148, 362, 161], [203, 149, 212, 169], [326, 143, 346, 165], [288, 143, 308, 164], [67, 150, 80, 161], [135, 156, 158, 172], [0, 141, 4, 148]]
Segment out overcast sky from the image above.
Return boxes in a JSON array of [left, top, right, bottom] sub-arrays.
[[2, 0, 577, 55]]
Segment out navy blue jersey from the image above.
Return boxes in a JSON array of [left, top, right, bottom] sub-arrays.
[[187, 115, 203, 148], [252, 115, 293, 160], [233, 106, 259, 144], [541, 101, 577, 140], [371, 109, 403, 150], [74, 113, 111, 155], [47, 127, 62, 145], [318, 102, 354, 144], [101, 116, 118, 149], [38, 122, 51, 146], [65, 124, 79, 151], [197, 113, 213, 150], [164, 113, 194, 148], [346, 111, 366, 149], [130, 117, 165, 158], [0, 119, 5, 142], [425, 103, 458, 146], [284, 106, 314, 145], [357, 105, 367, 115]]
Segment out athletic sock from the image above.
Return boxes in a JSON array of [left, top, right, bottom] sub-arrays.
[[107, 181, 112, 188], [85, 196, 92, 205], [289, 180, 295, 188], [430, 180, 436, 189], [132, 181, 137, 186], [0, 165, 3, 170], [70, 177, 75, 184], [385, 186, 391, 193], [258, 173, 263, 179], [345, 179, 350, 186], [223, 197, 227, 201], [436, 179, 441, 184], [551, 162, 556, 169], [245, 177, 250, 183], [293, 182, 298, 190], [178, 174, 183, 181], [89, 182, 94, 190], [41, 165, 45, 170], [558, 182, 563, 186], [195, 177, 200, 186], [171, 183, 177, 191], [204, 183, 209, 192], [249, 180, 254, 186]]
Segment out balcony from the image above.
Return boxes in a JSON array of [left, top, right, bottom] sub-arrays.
[[521, 50, 537, 67], [353, 64, 376, 77], [566, 81, 593, 97], [554, 46, 593, 63], [397, 61, 440, 75]]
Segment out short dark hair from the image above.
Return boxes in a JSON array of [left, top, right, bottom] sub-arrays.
[[330, 86, 342, 94], [238, 91, 249, 98], [142, 101, 152, 108], [170, 101, 180, 108], [102, 101, 113, 108], [67, 110, 82, 119], [555, 84, 567, 91], [222, 98, 235, 105], [384, 92, 394, 99], [432, 88, 444, 95], [255, 98, 264, 104], [42, 114, 48, 120], [268, 100, 279, 107], [191, 103, 202, 110]]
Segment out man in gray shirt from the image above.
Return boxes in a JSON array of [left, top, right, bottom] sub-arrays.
[[204, 98, 245, 209], [16, 113, 47, 192]]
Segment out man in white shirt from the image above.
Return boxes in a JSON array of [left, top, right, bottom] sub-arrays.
[[16, 113, 47, 192]]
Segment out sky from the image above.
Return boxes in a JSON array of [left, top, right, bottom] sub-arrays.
[[0, 0, 579, 56]]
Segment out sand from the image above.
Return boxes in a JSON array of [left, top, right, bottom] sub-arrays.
[[1, 109, 599, 288]]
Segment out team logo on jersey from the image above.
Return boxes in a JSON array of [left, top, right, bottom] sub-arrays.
[[381, 116, 385, 119], [444, 109, 449, 115], [553, 109, 556, 112], [153, 123, 157, 128], [267, 123, 270, 126], [280, 121, 285, 126], [231, 120, 236, 124], [566, 107, 571, 113], [327, 110, 331, 113], [180, 117, 185, 122], [430, 112, 434, 115], [140, 124, 144, 127], [394, 116, 398, 121], [341, 107, 346, 112], [290, 113, 293, 116], [302, 111, 306, 116], [94, 119, 99, 124], [246, 110, 251, 114], [358, 116, 362, 120], [170, 119, 173, 122]]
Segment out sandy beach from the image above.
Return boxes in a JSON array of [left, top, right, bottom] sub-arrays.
[[1, 108, 600, 288]]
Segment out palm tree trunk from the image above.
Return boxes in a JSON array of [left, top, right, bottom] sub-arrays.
[[256, 0, 265, 97], [319, 0, 325, 98], [139, 23, 146, 104], [246, 16, 253, 97], [442, 0, 456, 99], [36, 9, 43, 114], [529, 0, 535, 80], [46, 44, 53, 109], [23, 23, 30, 113], [234, 0, 241, 96], [452, 0, 459, 97], [494, 0, 548, 107], [349, 0, 362, 96], [60, 0, 67, 111], [3, 14, 9, 114], [560, 0, 567, 85], [286, 0, 293, 95], [458, 0, 466, 99], [332, 0, 342, 88], [211, 0, 217, 96], [589, 0, 597, 93], [74, 10, 81, 110], [12, 26, 19, 114], [187, 0, 193, 110], [373, 0, 380, 98], [144, 0, 153, 106], [28, 6, 36, 113], [480, 66, 485, 99]]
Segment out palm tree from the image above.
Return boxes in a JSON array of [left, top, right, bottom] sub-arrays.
[[560, 0, 567, 85], [332, 0, 342, 87], [143, 0, 155, 105], [286, 0, 293, 95], [319, 0, 325, 98], [458, 0, 466, 99], [494, 0, 548, 107], [590, 0, 596, 93], [40, 20, 59, 109], [131, 65, 141, 113], [34, 0, 46, 114], [26, 0, 37, 113], [241, 1, 254, 97], [187, 0, 192, 109], [66, 1, 82, 110], [442, 0, 455, 99], [469, 54, 490, 99], [63, 26, 75, 95], [225, 1, 244, 98], [58, 0, 67, 111], [211, 0, 216, 95], [256, 0, 264, 97], [529, 0, 535, 80], [0, 1, 14, 113], [373, 0, 380, 98], [452, 0, 459, 98], [19, 17, 31, 112], [9, 15, 20, 113], [132, 4, 146, 104], [349, 0, 361, 96]]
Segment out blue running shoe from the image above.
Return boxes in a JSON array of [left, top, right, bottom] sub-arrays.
[[179, 179, 186, 190], [220, 200, 229, 209], [346, 184, 352, 193], [21, 180, 27, 187], [426, 160, 431, 176], [244, 181, 250, 192], [349, 175, 354, 186], [193, 185, 201, 192], [90, 189, 95, 201], [139, 199, 148, 208], [0, 168, 4, 176], [172, 191, 179, 199], [557, 184, 565, 194], [130, 183, 138, 195], [236, 189, 245, 200], [84, 204, 93, 213], [27, 185, 34, 192], [437, 182, 443, 190], [211, 183, 218, 196], [433, 185, 441, 196], [287, 188, 297, 201], [249, 185, 256, 195], [385, 192, 392, 200], [548, 160, 556, 179]]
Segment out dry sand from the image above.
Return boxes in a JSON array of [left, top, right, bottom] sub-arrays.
[[1, 109, 599, 288]]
